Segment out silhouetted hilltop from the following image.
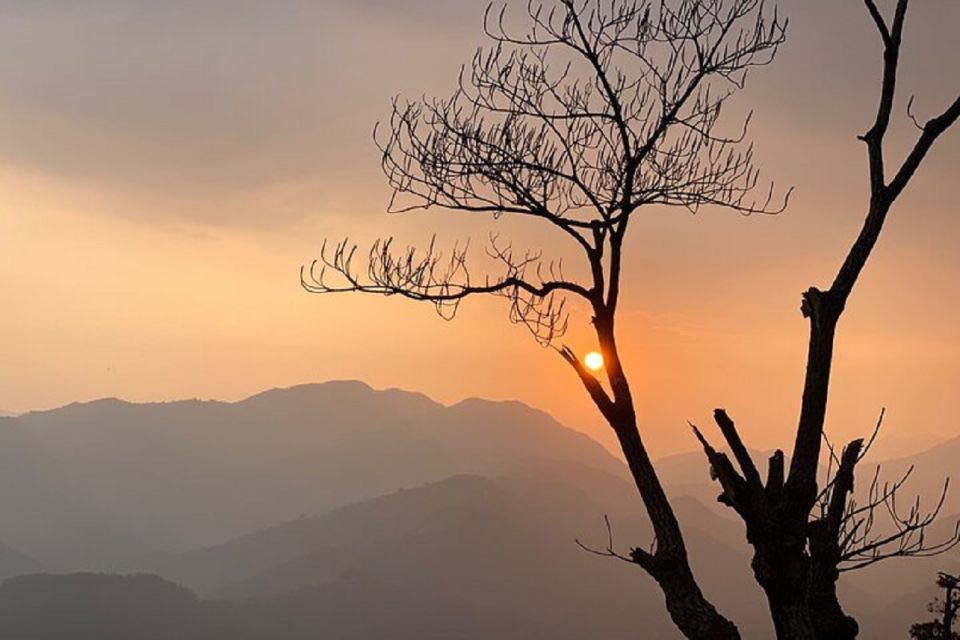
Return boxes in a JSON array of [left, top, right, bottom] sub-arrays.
[[0, 572, 570, 640], [132, 463, 772, 639], [0, 541, 44, 581], [872, 434, 960, 515], [0, 458, 953, 639], [131, 456, 948, 639], [0, 382, 622, 568], [0, 384, 956, 638], [0, 415, 150, 571], [0, 573, 226, 640]]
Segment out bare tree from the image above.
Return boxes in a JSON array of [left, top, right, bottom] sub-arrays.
[[911, 572, 960, 640], [304, 0, 785, 637], [688, 1, 960, 638]]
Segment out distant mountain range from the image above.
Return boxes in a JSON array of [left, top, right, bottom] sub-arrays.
[[0, 572, 571, 640], [0, 382, 621, 568], [0, 381, 955, 639], [133, 466, 712, 638], [4, 464, 953, 639]]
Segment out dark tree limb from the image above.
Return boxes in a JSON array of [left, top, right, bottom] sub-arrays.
[[766, 450, 785, 501], [307, 2, 789, 639], [714, 409, 762, 490], [787, 0, 960, 519], [688, 3, 959, 638]]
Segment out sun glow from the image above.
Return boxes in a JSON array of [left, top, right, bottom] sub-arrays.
[[584, 351, 604, 372]]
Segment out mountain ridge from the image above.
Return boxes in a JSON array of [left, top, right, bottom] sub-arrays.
[[0, 381, 625, 568]]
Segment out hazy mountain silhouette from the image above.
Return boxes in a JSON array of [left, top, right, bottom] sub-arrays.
[[0, 382, 622, 568], [868, 434, 960, 516], [19, 464, 762, 639], [0, 542, 44, 581], [129, 463, 800, 639], [141, 465, 671, 591], [0, 572, 571, 640], [0, 573, 229, 640], [0, 415, 151, 570], [132, 459, 953, 638], [0, 382, 956, 638], [11, 461, 910, 639]]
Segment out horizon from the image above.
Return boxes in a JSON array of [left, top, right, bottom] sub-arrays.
[[1, 378, 951, 463]]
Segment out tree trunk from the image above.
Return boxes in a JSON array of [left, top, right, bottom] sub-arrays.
[[659, 566, 742, 640], [757, 564, 857, 640], [746, 502, 858, 640], [786, 293, 841, 518], [750, 538, 817, 640], [808, 588, 858, 640], [808, 530, 859, 639], [683, 6, 960, 639], [587, 309, 743, 639], [611, 411, 741, 640], [767, 595, 816, 640]]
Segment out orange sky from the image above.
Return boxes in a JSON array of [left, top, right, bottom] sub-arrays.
[[1, 0, 959, 457]]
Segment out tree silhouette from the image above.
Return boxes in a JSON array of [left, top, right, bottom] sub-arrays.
[[306, 1, 784, 637], [910, 573, 960, 640], [687, 1, 960, 638], [304, 1, 958, 639]]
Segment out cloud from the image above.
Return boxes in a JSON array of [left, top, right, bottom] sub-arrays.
[[0, 0, 484, 226], [0, 0, 955, 227]]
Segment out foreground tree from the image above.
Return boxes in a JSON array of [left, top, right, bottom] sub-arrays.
[[307, 0, 785, 636], [688, 1, 960, 639], [304, 0, 957, 638], [911, 572, 960, 640]]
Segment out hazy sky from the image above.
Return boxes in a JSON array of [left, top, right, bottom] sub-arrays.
[[1, 0, 958, 455]]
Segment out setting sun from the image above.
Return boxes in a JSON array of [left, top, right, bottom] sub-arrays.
[[584, 351, 604, 372]]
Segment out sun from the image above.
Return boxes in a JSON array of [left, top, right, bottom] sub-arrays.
[[584, 351, 604, 372]]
